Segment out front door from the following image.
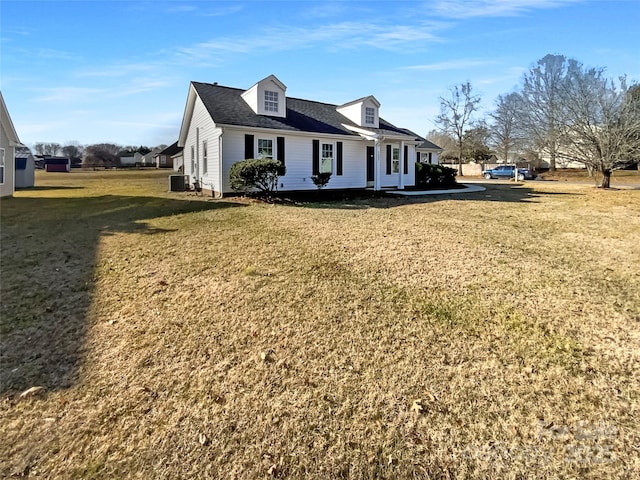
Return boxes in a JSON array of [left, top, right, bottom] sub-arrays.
[[366, 146, 374, 186]]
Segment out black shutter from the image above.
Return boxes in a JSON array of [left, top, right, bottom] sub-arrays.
[[336, 141, 343, 176], [312, 139, 320, 175], [244, 134, 254, 159], [386, 145, 392, 175], [416, 151, 420, 163], [277, 136, 285, 166], [404, 145, 409, 174]]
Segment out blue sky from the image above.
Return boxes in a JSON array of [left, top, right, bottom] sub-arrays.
[[1, 0, 638, 149]]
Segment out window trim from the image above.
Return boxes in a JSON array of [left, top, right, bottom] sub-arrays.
[[257, 137, 275, 160], [264, 90, 279, 113], [190, 145, 195, 174], [392, 146, 400, 174], [0, 148, 5, 184], [320, 142, 334, 174], [202, 140, 208, 175], [365, 107, 375, 125]]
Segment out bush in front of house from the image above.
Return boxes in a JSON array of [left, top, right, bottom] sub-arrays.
[[229, 159, 286, 194], [310, 172, 332, 190], [415, 162, 458, 189]]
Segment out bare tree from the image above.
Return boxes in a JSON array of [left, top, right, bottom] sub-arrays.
[[560, 64, 640, 188], [82, 144, 122, 168], [34, 143, 46, 155], [436, 82, 481, 176], [463, 123, 493, 163], [61, 143, 83, 159], [426, 129, 457, 159], [34, 142, 61, 156], [489, 92, 524, 163], [520, 54, 571, 172]]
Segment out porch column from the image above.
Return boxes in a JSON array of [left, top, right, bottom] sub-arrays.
[[374, 139, 381, 191], [398, 140, 405, 190]]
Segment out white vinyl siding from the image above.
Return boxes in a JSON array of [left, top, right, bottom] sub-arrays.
[[222, 130, 369, 193], [183, 95, 221, 193], [381, 143, 417, 188]]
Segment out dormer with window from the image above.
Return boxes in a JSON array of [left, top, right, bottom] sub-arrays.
[[336, 95, 380, 129], [241, 74, 287, 118]]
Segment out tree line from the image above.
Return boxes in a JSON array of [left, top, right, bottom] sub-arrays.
[[32, 142, 162, 167], [433, 54, 640, 188]]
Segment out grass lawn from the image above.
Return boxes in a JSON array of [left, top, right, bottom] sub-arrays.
[[1, 169, 639, 479]]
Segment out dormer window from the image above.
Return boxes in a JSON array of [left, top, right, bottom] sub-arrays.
[[336, 95, 380, 128], [365, 107, 375, 125], [241, 75, 287, 118], [265, 91, 279, 113]]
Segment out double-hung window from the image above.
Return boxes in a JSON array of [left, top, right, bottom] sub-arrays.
[[202, 140, 208, 175], [365, 107, 375, 125], [264, 91, 278, 113], [392, 147, 400, 173], [190, 145, 195, 173], [321, 143, 333, 173], [258, 138, 273, 159], [0, 148, 5, 184]]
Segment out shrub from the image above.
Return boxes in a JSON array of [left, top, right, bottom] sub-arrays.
[[229, 159, 286, 194], [310, 172, 332, 189], [415, 162, 457, 189]]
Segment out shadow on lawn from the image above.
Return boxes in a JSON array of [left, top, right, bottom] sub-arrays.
[[278, 183, 575, 209], [0, 194, 244, 396]]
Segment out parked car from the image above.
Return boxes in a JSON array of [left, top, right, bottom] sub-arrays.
[[482, 165, 535, 180]]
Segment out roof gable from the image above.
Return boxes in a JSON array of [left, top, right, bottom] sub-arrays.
[[336, 95, 381, 128], [241, 74, 287, 118], [0, 91, 21, 147]]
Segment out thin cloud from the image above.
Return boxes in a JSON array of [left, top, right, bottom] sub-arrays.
[[203, 4, 244, 17], [112, 79, 174, 97], [76, 63, 161, 78], [403, 59, 497, 71], [431, 0, 581, 18], [171, 19, 445, 63], [32, 87, 106, 104]]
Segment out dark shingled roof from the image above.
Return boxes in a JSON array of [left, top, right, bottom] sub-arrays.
[[191, 82, 421, 139], [416, 139, 442, 150], [157, 141, 183, 156]]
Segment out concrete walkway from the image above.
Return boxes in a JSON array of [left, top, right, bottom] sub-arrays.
[[389, 184, 486, 196]]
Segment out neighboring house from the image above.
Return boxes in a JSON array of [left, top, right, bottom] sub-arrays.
[[177, 75, 427, 196], [120, 152, 143, 166], [45, 156, 71, 172], [1, 91, 22, 197], [15, 146, 35, 189], [155, 141, 182, 169], [140, 149, 160, 167], [416, 139, 442, 165]]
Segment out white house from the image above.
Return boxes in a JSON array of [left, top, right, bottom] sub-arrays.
[[416, 139, 442, 165], [154, 141, 182, 169], [1, 91, 22, 198], [120, 152, 143, 167], [177, 75, 430, 197]]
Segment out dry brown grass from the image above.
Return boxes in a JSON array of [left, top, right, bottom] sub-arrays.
[[1, 170, 639, 479], [539, 167, 640, 185]]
